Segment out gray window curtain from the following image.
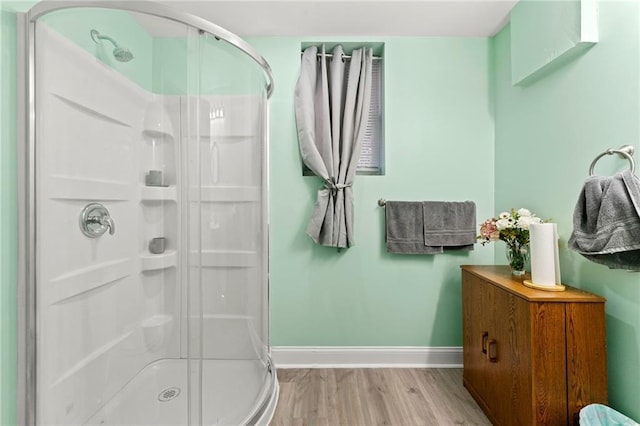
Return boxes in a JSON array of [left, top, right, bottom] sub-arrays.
[[294, 44, 374, 248]]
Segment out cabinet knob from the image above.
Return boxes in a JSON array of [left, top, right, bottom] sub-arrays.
[[481, 332, 489, 355], [488, 339, 498, 362]]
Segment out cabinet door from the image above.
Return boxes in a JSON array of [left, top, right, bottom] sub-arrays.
[[566, 302, 608, 424], [530, 302, 569, 425], [486, 286, 533, 426], [462, 272, 491, 412]]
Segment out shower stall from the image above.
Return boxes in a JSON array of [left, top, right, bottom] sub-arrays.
[[17, 2, 277, 425]]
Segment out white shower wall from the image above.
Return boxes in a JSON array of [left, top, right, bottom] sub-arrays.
[[35, 22, 266, 425]]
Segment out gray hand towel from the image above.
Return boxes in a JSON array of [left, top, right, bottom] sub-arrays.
[[385, 201, 443, 254], [423, 201, 476, 251], [568, 169, 640, 270]]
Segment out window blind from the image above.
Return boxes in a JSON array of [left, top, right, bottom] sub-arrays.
[[357, 59, 383, 173]]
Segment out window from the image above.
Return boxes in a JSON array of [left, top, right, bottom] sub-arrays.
[[301, 43, 385, 176], [357, 57, 383, 174]]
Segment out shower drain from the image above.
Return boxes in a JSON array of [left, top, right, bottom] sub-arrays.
[[158, 387, 181, 402]]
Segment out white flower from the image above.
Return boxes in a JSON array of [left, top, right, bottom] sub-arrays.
[[499, 212, 510, 219], [496, 218, 514, 230], [517, 215, 543, 230], [517, 208, 532, 217]]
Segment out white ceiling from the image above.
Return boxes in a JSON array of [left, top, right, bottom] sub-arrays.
[[154, 0, 519, 37]]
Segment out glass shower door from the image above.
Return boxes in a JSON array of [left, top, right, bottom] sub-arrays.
[[186, 32, 272, 425]]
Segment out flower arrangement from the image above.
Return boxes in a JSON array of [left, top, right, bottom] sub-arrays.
[[478, 208, 544, 275]]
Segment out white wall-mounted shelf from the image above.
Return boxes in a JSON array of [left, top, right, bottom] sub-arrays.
[[198, 135, 255, 142], [140, 250, 177, 271], [189, 186, 261, 203], [190, 250, 259, 268], [140, 185, 177, 202]]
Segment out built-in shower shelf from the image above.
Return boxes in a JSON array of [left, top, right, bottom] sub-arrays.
[[191, 250, 259, 268], [198, 134, 255, 142], [140, 250, 177, 271], [142, 130, 174, 142], [191, 186, 261, 203], [141, 185, 177, 202]]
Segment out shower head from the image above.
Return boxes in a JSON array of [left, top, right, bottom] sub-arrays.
[[90, 29, 134, 63], [113, 47, 134, 63]]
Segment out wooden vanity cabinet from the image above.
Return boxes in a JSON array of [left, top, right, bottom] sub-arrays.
[[461, 265, 607, 426]]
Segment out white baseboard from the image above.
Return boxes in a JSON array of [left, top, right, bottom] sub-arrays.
[[271, 346, 462, 369]]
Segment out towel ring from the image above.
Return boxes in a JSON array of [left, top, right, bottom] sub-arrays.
[[589, 145, 635, 176]]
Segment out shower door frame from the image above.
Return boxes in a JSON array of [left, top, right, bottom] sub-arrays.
[[16, 2, 274, 425]]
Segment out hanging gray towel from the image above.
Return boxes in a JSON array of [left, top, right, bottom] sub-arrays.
[[385, 202, 443, 254], [423, 201, 476, 251], [568, 169, 640, 270]]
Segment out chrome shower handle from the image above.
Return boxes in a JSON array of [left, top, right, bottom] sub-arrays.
[[101, 215, 115, 235], [80, 203, 116, 238]]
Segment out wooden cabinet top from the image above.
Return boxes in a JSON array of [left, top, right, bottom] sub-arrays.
[[461, 265, 606, 303]]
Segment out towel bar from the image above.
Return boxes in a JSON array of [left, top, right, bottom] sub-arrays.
[[589, 145, 635, 176], [378, 199, 386, 207]]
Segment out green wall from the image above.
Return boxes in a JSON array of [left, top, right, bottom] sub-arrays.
[[247, 36, 495, 346], [0, 9, 18, 426], [493, 1, 640, 420]]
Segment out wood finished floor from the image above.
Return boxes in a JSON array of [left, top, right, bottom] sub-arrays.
[[270, 368, 491, 426]]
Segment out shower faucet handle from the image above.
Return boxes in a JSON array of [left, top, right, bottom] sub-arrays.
[[102, 215, 115, 235], [80, 203, 115, 238]]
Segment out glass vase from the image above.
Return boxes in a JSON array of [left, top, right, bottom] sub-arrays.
[[505, 242, 529, 276]]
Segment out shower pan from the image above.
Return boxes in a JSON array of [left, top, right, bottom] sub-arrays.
[[17, 2, 277, 425]]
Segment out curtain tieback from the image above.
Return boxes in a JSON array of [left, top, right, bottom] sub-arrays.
[[324, 179, 352, 196]]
